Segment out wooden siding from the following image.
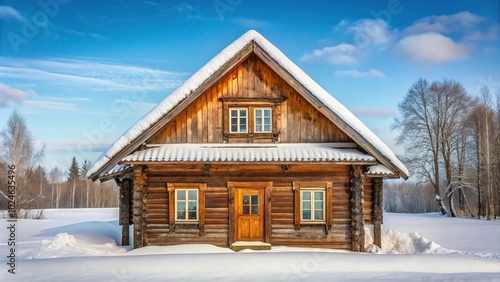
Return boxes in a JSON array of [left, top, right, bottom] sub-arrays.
[[363, 180, 374, 223], [141, 164, 353, 250], [148, 54, 352, 144]]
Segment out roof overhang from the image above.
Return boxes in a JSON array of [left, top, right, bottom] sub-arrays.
[[119, 143, 378, 166]]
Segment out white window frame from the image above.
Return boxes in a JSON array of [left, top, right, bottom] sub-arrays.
[[229, 108, 248, 133], [175, 189, 199, 222], [300, 189, 325, 222], [254, 108, 272, 133]]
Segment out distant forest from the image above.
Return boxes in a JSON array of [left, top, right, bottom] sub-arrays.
[[0, 111, 118, 218]]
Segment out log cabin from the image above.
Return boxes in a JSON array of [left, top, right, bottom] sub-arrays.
[[88, 30, 408, 252]]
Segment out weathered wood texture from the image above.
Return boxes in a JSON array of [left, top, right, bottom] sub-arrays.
[[350, 165, 365, 252], [118, 178, 133, 246], [373, 178, 383, 248], [133, 166, 146, 248], [147, 54, 352, 144], [140, 164, 353, 250], [363, 179, 374, 223]]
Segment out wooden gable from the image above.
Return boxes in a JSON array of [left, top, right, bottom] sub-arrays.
[[148, 54, 353, 145]]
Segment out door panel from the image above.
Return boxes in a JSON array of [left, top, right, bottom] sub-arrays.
[[236, 188, 264, 241]]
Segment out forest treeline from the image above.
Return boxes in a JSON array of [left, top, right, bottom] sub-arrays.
[[0, 111, 118, 218], [390, 79, 499, 219]]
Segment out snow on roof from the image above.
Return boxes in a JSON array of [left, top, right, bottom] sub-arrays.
[[88, 30, 408, 179], [366, 164, 395, 176], [121, 143, 376, 163]]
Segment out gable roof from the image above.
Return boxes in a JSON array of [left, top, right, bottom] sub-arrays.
[[88, 30, 409, 181]]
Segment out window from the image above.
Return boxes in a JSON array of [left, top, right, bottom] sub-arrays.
[[254, 108, 272, 133], [293, 181, 332, 230], [242, 195, 259, 215], [230, 108, 248, 133], [176, 189, 198, 221], [167, 183, 206, 234], [301, 190, 324, 221]]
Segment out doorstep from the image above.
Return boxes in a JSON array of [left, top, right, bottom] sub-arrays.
[[230, 241, 272, 252]]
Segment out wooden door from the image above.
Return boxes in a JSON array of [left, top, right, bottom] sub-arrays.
[[235, 188, 264, 241]]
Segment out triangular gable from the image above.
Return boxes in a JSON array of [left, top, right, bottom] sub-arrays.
[[88, 30, 408, 181]]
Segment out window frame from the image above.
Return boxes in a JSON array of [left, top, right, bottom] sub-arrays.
[[175, 188, 199, 222], [254, 107, 272, 133], [300, 189, 325, 222], [167, 183, 207, 235], [293, 181, 332, 230], [229, 107, 248, 134]]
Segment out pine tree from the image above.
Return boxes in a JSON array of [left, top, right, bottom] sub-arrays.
[[80, 160, 91, 208]]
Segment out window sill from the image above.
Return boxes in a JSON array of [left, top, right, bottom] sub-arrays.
[[299, 221, 326, 225]]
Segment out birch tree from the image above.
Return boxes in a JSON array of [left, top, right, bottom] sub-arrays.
[[0, 111, 45, 218]]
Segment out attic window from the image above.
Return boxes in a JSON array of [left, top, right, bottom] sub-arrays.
[[229, 108, 248, 133], [254, 108, 272, 133], [223, 99, 281, 142]]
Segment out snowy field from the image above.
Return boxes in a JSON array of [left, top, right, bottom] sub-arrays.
[[1, 208, 499, 281]]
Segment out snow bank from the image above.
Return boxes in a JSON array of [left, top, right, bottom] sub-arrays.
[[366, 227, 500, 259], [28, 233, 126, 259]]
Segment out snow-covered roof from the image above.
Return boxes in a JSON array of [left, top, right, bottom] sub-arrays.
[[366, 164, 396, 177], [121, 143, 376, 164], [88, 30, 408, 180]]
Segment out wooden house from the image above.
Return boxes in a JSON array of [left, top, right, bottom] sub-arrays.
[[88, 30, 408, 252]]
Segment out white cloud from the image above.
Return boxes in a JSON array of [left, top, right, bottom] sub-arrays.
[[350, 106, 397, 118], [40, 138, 113, 154], [0, 6, 23, 21], [335, 69, 385, 78], [0, 57, 189, 92], [0, 83, 35, 107], [396, 32, 469, 63], [349, 19, 393, 47], [334, 19, 349, 31], [404, 11, 485, 35], [300, 44, 359, 65], [175, 3, 194, 13], [23, 100, 80, 112], [464, 24, 500, 42]]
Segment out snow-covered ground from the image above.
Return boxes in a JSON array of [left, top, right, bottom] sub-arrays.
[[1, 209, 499, 281]]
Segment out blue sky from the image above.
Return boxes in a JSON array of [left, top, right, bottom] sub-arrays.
[[0, 0, 499, 171]]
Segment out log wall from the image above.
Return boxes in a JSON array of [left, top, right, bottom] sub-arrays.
[[140, 164, 354, 250]]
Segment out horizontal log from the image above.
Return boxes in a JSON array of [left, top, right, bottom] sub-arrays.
[[146, 238, 227, 247], [145, 218, 168, 224]]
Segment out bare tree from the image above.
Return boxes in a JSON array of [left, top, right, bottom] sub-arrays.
[[0, 111, 45, 218], [68, 157, 79, 208], [81, 160, 91, 208], [479, 86, 495, 220], [394, 79, 471, 215], [48, 167, 64, 208]]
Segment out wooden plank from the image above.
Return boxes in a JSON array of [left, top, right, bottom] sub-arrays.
[[293, 181, 300, 230], [237, 63, 243, 97], [249, 55, 256, 97], [199, 183, 206, 237], [186, 105, 192, 142], [207, 88, 214, 143], [202, 91, 208, 142], [265, 185, 272, 243], [228, 185, 235, 245], [167, 183, 175, 232]]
